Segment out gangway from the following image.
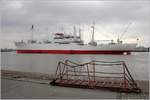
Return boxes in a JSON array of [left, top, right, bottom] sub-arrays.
[[50, 60, 141, 93]]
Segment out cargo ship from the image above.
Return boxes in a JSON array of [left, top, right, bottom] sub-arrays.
[[15, 25, 137, 55]]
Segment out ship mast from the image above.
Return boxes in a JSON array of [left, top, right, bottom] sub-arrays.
[[73, 26, 76, 40], [31, 25, 34, 41], [88, 22, 97, 46], [91, 22, 95, 42], [79, 27, 81, 41]]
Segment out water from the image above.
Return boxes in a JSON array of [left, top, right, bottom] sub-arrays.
[[1, 52, 149, 81]]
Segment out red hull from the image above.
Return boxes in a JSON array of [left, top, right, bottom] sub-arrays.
[[17, 50, 131, 55]]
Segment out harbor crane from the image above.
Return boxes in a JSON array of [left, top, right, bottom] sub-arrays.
[[117, 22, 132, 44]]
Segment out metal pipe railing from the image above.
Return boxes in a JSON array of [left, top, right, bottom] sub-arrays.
[[52, 59, 141, 93]]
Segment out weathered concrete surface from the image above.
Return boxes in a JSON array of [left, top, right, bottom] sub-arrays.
[[1, 70, 54, 80], [1, 78, 117, 99], [1, 70, 149, 99], [1, 77, 149, 99], [2, 69, 149, 93], [119, 92, 149, 99]]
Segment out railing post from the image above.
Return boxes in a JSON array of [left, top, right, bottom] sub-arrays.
[[123, 62, 137, 89], [93, 61, 95, 82], [60, 63, 62, 79], [65, 60, 68, 80], [123, 63, 127, 91], [61, 60, 67, 79], [86, 64, 91, 87], [55, 62, 60, 79]]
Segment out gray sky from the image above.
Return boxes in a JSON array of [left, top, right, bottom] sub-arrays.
[[0, 0, 150, 48]]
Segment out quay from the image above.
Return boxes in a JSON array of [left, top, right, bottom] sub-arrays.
[[1, 70, 149, 99]]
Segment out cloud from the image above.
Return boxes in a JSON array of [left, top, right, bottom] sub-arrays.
[[0, 0, 149, 48]]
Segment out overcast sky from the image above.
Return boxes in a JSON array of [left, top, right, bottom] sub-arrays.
[[0, 0, 149, 48]]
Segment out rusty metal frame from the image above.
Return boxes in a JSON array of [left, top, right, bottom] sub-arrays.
[[50, 60, 141, 93]]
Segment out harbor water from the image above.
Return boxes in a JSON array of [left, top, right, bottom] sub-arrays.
[[1, 52, 149, 81]]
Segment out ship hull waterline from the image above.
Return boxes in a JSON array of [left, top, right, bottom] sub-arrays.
[[16, 50, 131, 55]]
